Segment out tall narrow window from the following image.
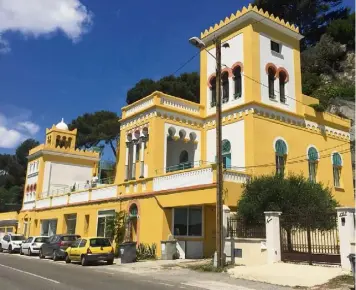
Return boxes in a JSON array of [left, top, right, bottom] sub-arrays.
[[210, 77, 216, 107], [222, 139, 231, 169], [308, 147, 318, 182], [332, 153, 342, 187], [178, 150, 191, 170], [233, 66, 242, 99], [275, 139, 287, 177], [268, 67, 276, 99], [222, 72, 229, 103], [279, 71, 286, 103]]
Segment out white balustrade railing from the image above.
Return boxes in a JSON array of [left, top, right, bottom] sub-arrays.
[[153, 167, 214, 191], [160, 97, 200, 114], [223, 170, 250, 183], [125, 97, 154, 116]]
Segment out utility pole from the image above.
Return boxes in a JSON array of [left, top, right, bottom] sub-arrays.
[[215, 38, 223, 268]]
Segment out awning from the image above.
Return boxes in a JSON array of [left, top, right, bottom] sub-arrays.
[[0, 220, 18, 227]]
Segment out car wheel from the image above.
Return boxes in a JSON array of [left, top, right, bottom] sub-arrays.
[[28, 249, 32, 256], [107, 259, 114, 265], [0, 244, 3, 252], [8, 245, 12, 254], [39, 249, 45, 259], [65, 254, 71, 264], [52, 251, 59, 261], [81, 255, 88, 266], [20, 247, 24, 255]]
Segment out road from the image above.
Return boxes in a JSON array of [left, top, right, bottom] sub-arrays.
[[0, 253, 197, 290], [0, 252, 290, 290]]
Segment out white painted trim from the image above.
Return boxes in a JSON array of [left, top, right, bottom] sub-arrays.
[[29, 150, 99, 162], [171, 206, 204, 239], [331, 151, 343, 166], [272, 136, 289, 154], [306, 145, 320, 160]]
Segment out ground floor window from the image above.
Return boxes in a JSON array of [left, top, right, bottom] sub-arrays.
[[40, 219, 57, 236], [65, 214, 77, 234], [97, 210, 115, 238], [173, 207, 202, 237]]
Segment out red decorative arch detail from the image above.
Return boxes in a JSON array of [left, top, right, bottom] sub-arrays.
[[127, 200, 140, 245], [265, 63, 278, 77], [34, 183, 37, 191], [26, 185, 30, 192], [29, 184, 33, 192], [231, 62, 244, 73], [276, 67, 289, 83], [221, 67, 232, 77], [207, 73, 216, 88]]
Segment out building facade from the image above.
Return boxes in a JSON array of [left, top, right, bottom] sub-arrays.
[[2, 5, 353, 259]]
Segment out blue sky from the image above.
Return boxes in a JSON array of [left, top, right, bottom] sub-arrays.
[[0, 0, 354, 158]]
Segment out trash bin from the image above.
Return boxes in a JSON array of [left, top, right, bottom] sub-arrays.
[[348, 254, 355, 288], [161, 240, 177, 260], [119, 242, 137, 264]]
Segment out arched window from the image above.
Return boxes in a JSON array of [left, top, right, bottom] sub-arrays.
[[179, 150, 191, 170], [222, 72, 229, 103], [279, 71, 287, 103], [129, 203, 138, 219], [210, 77, 216, 107], [332, 152, 342, 187], [308, 147, 318, 182], [233, 66, 242, 99], [268, 67, 276, 99], [275, 139, 287, 177], [222, 139, 231, 169]]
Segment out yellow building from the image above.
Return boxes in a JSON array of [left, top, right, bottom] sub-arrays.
[[5, 5, 353, 259]]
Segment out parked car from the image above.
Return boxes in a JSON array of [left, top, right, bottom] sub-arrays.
[[0, 234, 26, 253], [20, 236, 49, 256], [39, 234, 80, 261], [65, 237, 114, 266]]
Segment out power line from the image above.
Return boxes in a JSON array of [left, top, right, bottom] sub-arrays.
[[171, 51, 200, 76]]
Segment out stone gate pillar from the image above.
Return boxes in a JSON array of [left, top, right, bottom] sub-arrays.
[[264, 211, 282, 264], [336, 207, 355, 271]]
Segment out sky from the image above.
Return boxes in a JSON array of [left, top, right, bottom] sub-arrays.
[[0, 0, 354, 157]]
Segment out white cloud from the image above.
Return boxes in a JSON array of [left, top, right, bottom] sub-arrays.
[[0, 0, 93, 53], [0, 126, 22, 149], [17, 121, 40, 135], [0, 112, 40, 149]]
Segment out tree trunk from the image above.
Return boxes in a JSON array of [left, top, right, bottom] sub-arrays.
[[109, 140, 117, 157]]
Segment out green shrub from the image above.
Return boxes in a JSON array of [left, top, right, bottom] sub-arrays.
[[136, 243, 157, 261]]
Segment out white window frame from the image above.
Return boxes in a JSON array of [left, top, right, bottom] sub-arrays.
[[172, 206, 204, 238], [96, 209, 115, 238]]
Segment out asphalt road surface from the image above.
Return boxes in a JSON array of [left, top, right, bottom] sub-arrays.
[[0, 253, 198, 290]]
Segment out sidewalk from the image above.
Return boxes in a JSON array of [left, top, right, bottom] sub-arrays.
[[227, 262, 348, 287]]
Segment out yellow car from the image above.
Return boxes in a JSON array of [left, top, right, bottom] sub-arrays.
[[65, 237, 115, 266]]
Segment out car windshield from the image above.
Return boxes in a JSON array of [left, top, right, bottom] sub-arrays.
[[12, 235, 25, 241], [61, 236, 79, 241], [35, 237, 48, 243], [90, 238, 111, 247]]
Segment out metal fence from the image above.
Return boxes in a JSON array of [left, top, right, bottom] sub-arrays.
[[227, 217, 266, 239]]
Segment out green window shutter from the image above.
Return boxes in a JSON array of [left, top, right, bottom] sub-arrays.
[[275, 140, 287, 156], [332, 153, 342, 166], [308, 147, 318, 161], [222, 139, 231, 154]]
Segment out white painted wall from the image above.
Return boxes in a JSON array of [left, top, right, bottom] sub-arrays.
[[36, 198, 51, 209], [206, 33, 244, 115], [206, 120, 245, 169], [164, 123, 201, 170], [69, 191, 89, 204], [153, 167, 213, 191], [91, 186, 117, 201], [42, 162, 92, 195], [51, 195, 68, 207], [259, 33, 296, 112]]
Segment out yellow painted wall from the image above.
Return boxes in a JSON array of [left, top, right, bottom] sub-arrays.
[[0, 211, 18, 221], [247, 115, 354, 205]]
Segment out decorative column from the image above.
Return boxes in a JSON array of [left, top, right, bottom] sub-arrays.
[[264, 211, 282, 264], [124, 142, 130, 181], [131, 139, 137, 179], [139, 136, 146, 178], [336, 207, 355, 271]]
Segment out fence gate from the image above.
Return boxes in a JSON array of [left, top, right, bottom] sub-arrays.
[[280, 213, 340, 265]]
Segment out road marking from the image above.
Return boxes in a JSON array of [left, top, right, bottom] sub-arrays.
[[0, 263, 60, 284]]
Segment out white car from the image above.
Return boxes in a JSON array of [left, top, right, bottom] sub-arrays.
[[0, 234, 26, 253], [20, 236, 49, 256]]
